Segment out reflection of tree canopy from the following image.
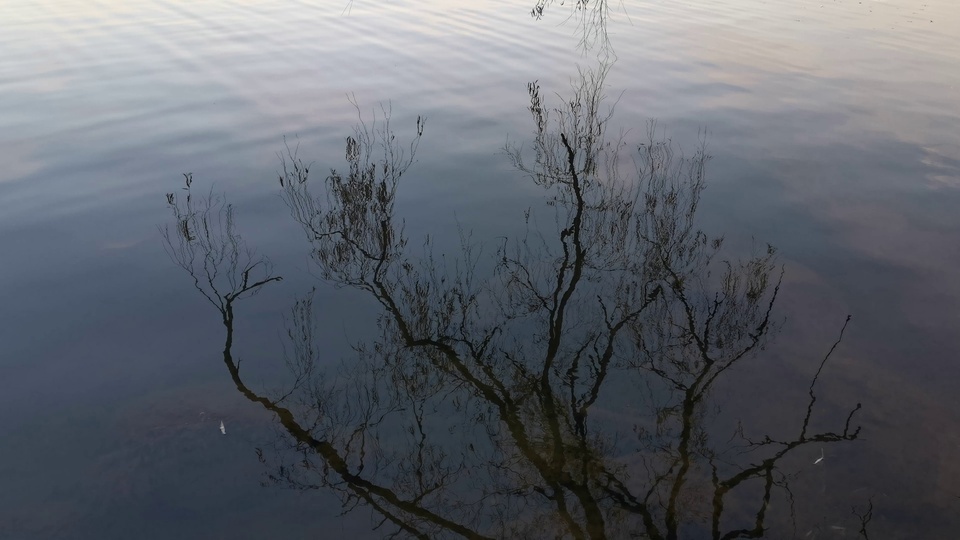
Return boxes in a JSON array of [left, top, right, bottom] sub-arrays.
[[164, 67, 863, 539]]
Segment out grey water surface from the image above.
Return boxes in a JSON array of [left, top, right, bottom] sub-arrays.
[[1, 0, 959, 538]]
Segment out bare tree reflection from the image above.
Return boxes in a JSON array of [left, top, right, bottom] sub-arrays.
[[165, 70, 863, 539]]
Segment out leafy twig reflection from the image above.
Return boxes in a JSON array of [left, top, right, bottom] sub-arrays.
[[531, 0, 618, 53], [161, 174, 282, 329]]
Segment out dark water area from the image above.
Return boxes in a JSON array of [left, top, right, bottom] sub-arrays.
[[1, 0, 959, 538]]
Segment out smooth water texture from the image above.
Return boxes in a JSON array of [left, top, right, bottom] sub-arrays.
[[1, 0, 959, 538]]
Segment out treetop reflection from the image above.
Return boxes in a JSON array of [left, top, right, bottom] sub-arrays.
[[163, 67, 865, 539], [530, 0, 614, 53]]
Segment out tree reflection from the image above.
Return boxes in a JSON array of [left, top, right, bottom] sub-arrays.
[[164, 68, 863, 539]]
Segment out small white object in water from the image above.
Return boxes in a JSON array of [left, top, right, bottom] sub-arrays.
[[814, 448, 824, 465], [220, 421, 226, 435]]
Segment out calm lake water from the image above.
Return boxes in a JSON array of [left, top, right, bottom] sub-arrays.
[[1, 0, 959, 538]]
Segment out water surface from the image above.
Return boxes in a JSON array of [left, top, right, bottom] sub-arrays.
[[1, 0, 959, 537]]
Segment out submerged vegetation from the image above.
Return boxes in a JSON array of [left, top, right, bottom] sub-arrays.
[[163, 67, 865, 539]]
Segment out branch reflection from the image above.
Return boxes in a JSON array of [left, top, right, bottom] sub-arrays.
[[531, 0, 613, 53], [164, 68, 864, 539]]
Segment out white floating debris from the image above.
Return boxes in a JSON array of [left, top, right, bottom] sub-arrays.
[[814, 448, 824, 465], [220, 420, 226, 435]]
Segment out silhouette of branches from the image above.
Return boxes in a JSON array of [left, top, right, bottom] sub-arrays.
[[161, 174, 282, 327], [165, 69, 864, 539]]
